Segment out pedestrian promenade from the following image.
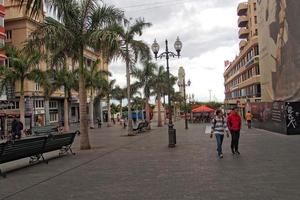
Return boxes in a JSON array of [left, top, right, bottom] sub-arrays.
[[1, 121, 300, 200]]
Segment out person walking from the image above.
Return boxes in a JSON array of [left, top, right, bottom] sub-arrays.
[[227, 107, 242, 155], [245, 111, 253, 129], [210, 110, 229, 158]]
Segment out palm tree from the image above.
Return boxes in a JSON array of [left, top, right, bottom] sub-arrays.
[[103, 79, 116, 127], [133, 61, 157, 129], [151, 66, 167, 127], [30, 68, 55, 125], [51, 64, 77, 132], [27, 0, 124, 150], [98, 19, 151, 134], [85, 60, 110, 129], [0, 45, 42, 129], [111, 85, 126, 123]]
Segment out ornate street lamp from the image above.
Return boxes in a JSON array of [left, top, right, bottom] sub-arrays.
[[151, 37, 182, 148], [178, 79, 191, 129]]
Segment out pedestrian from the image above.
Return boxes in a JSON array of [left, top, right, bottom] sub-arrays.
[[210, 110, 229, 158], [11, 117, 22, 140], [227, 107, 242, 155], [97, 118, 102, 128], [245, 111, 253, 129]]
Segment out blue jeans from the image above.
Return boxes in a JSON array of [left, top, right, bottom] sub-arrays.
[[215, 134, 224, 155]]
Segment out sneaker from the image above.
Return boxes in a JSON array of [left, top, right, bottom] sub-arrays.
[[231, 149, 235, 154], [235, 151, 240, 155], [219, 154, 223, 158]]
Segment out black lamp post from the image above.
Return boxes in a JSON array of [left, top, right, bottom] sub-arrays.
[[151, 37, 182, 148], [178, 78, 191, 129]]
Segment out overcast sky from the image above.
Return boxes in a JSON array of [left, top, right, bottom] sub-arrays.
[[106, 0, 245, 102]]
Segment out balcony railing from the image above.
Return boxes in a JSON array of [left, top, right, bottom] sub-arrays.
[[237, 2, 248, 16], [239, 28, 249, 39]]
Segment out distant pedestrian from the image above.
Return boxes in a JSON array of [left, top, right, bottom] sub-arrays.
[[97, 118, 102, 128], [210, 110, 229, 158], [245, 111, 253, 129], [11, 117, 22, 140], [227, 107, 242, 155]]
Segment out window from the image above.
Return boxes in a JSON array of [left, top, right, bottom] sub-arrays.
[[254, 16, 257, 24], [50, 113, 58, 122], [255, 65, 260, 75], [71, 107, 76, 116], [35, 83, 41, 91], [0, 17, 3, 27], [6, 30, 12, 40], [254, 3, 257, 11], [0, 38, 4, 48], [34, 100, 44, 108], [49, 101, 58, 109]]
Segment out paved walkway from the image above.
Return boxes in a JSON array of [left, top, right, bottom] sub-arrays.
[[1, 121, 300, 200]]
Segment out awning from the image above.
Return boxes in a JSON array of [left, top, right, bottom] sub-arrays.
[[192, 105, 215, 113]]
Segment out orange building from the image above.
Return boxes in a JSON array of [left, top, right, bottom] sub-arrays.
[[0, 0, 6, 64]]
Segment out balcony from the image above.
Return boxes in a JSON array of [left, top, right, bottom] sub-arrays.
[[239, 40, 247, 50], [238, 16, 248, 27], [239, 28, 249, 39], [237, 2, 248, 16]]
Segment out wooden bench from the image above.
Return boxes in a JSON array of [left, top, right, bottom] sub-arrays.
[[31, 125, 59, 136], [0, 132, 77, 178], [133, 121, 149, 133]]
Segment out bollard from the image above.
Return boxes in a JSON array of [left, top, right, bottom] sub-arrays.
[[168, 128, 176, 147]]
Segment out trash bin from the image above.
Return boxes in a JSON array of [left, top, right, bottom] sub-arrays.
[[168, 128, 176, 147]]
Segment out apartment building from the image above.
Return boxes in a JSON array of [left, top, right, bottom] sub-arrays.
[[2, 0, 106, 130], [224, 0, 260, 117]]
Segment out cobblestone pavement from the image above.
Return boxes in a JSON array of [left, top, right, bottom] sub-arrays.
[[0, 121, 300, 200]]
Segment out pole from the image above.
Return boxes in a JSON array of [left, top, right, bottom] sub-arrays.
[[183, 77, 188, 129], [165, 40, 175, 147]]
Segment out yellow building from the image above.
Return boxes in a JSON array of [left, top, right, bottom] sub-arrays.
[[3, 0, 107, 129], [224, 0, 260, 117]]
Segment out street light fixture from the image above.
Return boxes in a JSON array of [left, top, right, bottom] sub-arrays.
[[178, 78, 191, 130], [151, 37, 182, 148]]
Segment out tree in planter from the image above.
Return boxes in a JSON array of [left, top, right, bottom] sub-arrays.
[[27, 0, 124, 150], [0, 45, 42, 129], [133, 61, 157, 129]]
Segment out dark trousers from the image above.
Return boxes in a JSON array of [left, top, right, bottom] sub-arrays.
[[215, 134, 224, 155], [231, 131, 240, 151], [247, 120, 251, 128]]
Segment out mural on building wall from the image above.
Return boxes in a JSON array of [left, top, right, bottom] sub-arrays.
[[258, 0, 300, 101]]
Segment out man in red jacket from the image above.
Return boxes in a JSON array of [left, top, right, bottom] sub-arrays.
[[227, 107, 242, 154]]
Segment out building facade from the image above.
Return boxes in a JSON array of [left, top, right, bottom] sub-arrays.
[[1, 0, 107, 133], [224, 0, 260, 117]]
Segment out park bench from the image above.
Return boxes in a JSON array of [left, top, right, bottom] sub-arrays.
[[0, 132, 77, 178], [31, 125, 59, 136], [133, 121, 149, 133]]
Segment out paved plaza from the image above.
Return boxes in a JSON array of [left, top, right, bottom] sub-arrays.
[[1, 121, 300, 200]]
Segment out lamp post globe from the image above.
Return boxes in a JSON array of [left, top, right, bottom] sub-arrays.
[[174, 36, 182, 56], [151, 39, 160, 58]]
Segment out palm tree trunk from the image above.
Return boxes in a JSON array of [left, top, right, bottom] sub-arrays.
[[19, 95, 25, 131], [145, 97, 151, 130], [163, 94, 167, 125], [119, 99, 123, 125], [107, 98, 112, 127], [63, 97, 70, 132], [157, 93, 162, 127], [44, 98, 50, 125], [79, 52, 91, 150], [89, 90, 95, 129], [126, 44, 133, 135], [19, 80, 25, 134]]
